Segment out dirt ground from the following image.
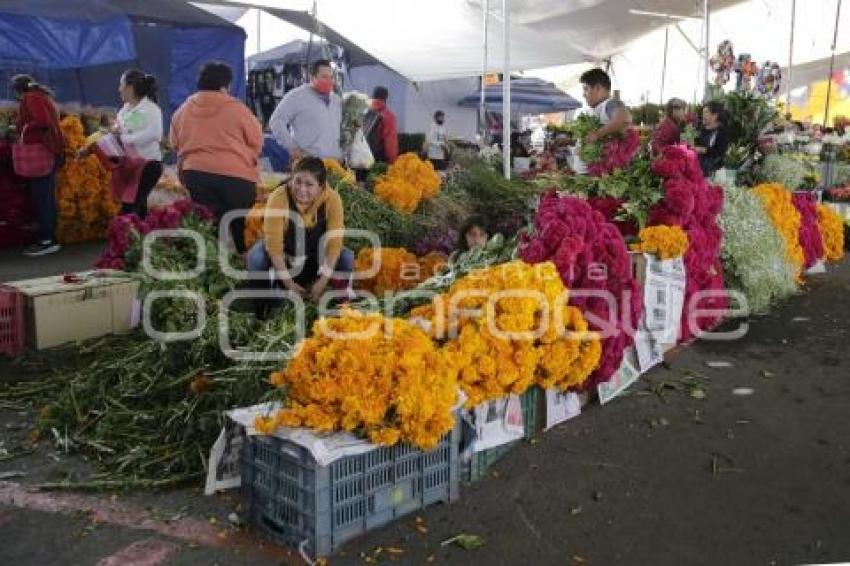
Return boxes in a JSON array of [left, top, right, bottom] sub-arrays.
[[1, 254, 849, 566]]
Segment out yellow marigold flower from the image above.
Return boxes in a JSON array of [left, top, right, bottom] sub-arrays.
[[56, 115, 118, 244], [373, 153, 441, 213], [817, 204, 845, 262], [262, 309, 457, 450], [754, 183, 805, 279], [322, 158, 356, 186], [630, 225, 690, 259]]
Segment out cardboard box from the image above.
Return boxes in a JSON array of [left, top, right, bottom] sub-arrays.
[[5, 270, 139, 350]]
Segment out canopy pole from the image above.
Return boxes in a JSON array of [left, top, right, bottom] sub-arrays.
[[703, 0, 710, 101], [660, 25, 669, 104], [502, 0, 511, 180], [785, 0, 796, 115], [481, 0, 489, 143], [823, 0, 842, 126]]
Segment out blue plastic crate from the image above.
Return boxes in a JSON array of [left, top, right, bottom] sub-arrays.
[[463, 386, 542, 483], [241, 420, 460, 558]]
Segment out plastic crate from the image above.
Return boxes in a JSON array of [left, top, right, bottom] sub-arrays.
[[0, 286, 23, 356], [241, 421, 460, 558], [463, 386, 543, 483]]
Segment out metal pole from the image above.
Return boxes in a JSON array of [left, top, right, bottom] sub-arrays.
[[481, 0, 489, 143], [660, 24, 669, 104], [824, 0, 842, 126], [785, 0, 796, 114], [502, 0, 511, 180], [703, 0, 710, 101]]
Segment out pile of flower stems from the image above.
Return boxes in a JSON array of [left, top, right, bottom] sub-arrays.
[[0, 307, 304, 489]]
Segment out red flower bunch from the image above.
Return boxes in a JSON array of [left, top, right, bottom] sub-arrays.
[[648, 145, 727, 342], [587, 128, 641, 177], [587, 196, 638, 238], [95, 199, 214, 270], [520, 193, 642, 387], [791, 192, 825, 269]]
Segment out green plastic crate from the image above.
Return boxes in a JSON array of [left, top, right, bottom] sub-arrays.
[[463, 386, 543, 483]]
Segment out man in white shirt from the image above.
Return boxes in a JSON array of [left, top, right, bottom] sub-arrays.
[[269, 59, 342, 163], [426, 110, 449, 170], [580, 68, 631, 143]]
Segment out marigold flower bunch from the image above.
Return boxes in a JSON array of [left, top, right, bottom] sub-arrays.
[[255, 309, 458, 450], [56, 115, 119, 243], [816, 204, 845, 262], [630, 225, 690, 259], [410, 261, 601, 405], [753, 183, 805, 278], [373, 153, 441, 214], [354, 248, 448, 294], [322, 158, 356, 186]]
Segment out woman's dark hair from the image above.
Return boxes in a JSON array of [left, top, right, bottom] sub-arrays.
[[292, 156, 327, 187], [197, 61, 233, 91], [122, 69, 158, 104], [457, 214, 489, 252], [310, 59, 332, 76], [704, 100, 726, 124], [666, 98, 686, 119], [11, 74, 53, 97], [434, 110, 445, 120]]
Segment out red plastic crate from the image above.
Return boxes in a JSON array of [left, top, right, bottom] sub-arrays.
[[0, 286, 24, 356]]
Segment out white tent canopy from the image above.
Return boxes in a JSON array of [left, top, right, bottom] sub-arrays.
[[196, 0, 742, 82]]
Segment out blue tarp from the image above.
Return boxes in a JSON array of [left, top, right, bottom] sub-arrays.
[[0, 14, 134, 68], [0, 1, 246, 130]]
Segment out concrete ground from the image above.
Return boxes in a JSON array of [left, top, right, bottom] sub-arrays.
[[0, 242, 102, 282], [1, 246, 849, 565]]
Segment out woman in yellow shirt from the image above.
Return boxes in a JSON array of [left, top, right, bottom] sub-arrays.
[[246, 157, 352, 302]]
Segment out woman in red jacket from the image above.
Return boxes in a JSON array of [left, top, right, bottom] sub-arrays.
[[12, 75, 65, 256]]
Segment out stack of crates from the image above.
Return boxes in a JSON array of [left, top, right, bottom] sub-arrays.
[[463, 386, 543, 483], [0, 286, 23, 356], [241, 420, 460, 558]]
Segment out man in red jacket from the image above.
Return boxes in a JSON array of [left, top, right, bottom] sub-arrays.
[[363, 86, 399, 164]]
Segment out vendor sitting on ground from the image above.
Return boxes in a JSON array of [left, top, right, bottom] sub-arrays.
[[246, 157, 353, 302]]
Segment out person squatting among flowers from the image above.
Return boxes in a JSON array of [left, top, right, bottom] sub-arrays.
[[246, 156, 354, 309]]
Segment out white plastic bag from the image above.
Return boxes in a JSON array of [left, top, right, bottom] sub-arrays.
[[348, 128, 374, 169]]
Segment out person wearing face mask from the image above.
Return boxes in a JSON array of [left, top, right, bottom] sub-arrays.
[[269, 59, 343, 164], [426, 110, 449, 170], [169, 61, 263, 254], [246, 156, 353, 303]]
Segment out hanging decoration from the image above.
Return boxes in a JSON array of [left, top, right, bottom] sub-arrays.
[[709, 40, 735, 87], [757, 61, 782, 98], [734, 53, 758, 92]]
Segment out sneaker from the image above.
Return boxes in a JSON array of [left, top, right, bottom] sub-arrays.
[[23, 241, 61, 257]]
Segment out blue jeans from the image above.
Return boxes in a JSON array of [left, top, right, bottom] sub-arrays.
[[28, 156, 62, 243], [246, 241, 354, 285]]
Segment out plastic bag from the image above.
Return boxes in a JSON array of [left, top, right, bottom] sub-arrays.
[[349, 128, 374, 169]]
